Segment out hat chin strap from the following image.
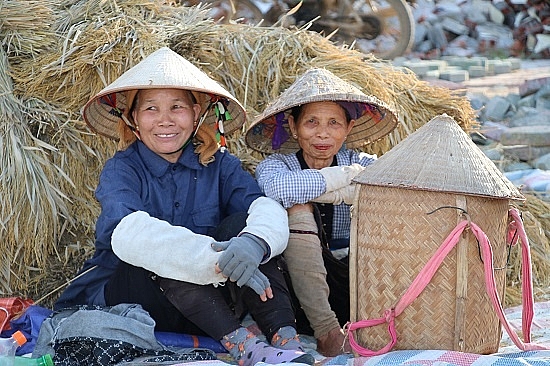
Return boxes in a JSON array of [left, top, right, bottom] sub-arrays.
[[170, 108, 209, 154], [175, 110, 209, 154], [122, 113, 140, 137], [194, 107, 209, 136]]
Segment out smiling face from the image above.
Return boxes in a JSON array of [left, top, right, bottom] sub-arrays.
[[132, 88, 201, 163], [288, 101, 354, 169]]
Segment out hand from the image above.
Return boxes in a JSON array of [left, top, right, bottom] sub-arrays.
[[319, 164, 365, 192], [212, 233, 267, 287]]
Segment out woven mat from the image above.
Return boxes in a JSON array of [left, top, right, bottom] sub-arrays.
[[498, 301, 550, 353], [164, 301, 550, 366]]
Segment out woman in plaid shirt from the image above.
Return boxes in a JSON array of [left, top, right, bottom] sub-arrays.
[[246, 68, 398, 357]]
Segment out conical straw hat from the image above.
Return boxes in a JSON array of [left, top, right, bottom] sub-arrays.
[[354, 114, 524, 200], [82, 47, 245, 140], [245, 68, 398, 154]]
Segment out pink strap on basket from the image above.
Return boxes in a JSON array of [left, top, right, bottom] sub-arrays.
[[346, 207, 549, 357]]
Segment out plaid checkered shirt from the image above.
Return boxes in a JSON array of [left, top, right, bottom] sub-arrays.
[[255, 148, 376, 241]]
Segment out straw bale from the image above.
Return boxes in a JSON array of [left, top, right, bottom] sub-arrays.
[[23, 99, 112, 235], [172, 23, 476, 158], [0, 0, 56, 57], [0, 48, 73, 295], [0, 0, 546, 307], [506, 194, 550, 306]]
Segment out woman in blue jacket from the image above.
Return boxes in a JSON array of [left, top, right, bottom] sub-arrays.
[[55, 47, 314, 366]]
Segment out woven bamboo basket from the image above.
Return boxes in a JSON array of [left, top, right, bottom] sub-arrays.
[[349, 114, 525, 354]]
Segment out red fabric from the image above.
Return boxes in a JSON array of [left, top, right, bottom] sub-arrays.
[[0, 297, 34, 332]]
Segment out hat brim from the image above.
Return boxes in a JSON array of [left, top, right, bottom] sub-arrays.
[[245, 93, 398, 154], [83, 86, 245, 141], [82, 47, 246, 141], [245, 68, 398, 154]]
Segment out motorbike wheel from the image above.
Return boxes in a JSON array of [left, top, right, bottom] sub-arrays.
[[317, 0, 415, 60], [183, 0, 264, 25]]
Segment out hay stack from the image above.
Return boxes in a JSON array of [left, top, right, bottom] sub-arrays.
[[170, 23, 476, 159], [506, 195, 550, 306], [0, 0, 546, 307], [0, 0, 56, 57], [0, 47, 71, 295]]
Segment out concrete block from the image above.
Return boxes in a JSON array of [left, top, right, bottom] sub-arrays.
[[484, 96, 511, 121], [414, 23, 428, 44], [442, 65, 463, 72], [500, 125, 550, 147], [534, 153, 550, 170], [536, 96, 550, 110], [390, 56, 408, 67], [501, 145, 550, 162], [440, 17, 470, 35], [518, 94, 536, 108], [425, 60, 448, 71], [427, 23, 448, 49], [416, 40, 434, 53], [483, 59, 505, 75], [519, 77, 550, 97], [469, 56, 489, 67], [493, 60, 512, 74], [468, 65, 486, 78], [403, 61, 431, 77], [508, 58, 521, 70], [448, 57, 485, 70], [504, 162, 536, 172], [424, 70, 441, 80], [439, 69, 469, 82], [506, 93, 521, 106]]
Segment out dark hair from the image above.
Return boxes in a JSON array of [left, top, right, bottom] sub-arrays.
[[290, 102, 352, 124]]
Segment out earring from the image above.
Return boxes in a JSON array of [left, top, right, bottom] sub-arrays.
[[292, 134, 297, 138]]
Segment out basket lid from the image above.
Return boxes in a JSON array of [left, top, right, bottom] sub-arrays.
[[354, 114, 524, 200]]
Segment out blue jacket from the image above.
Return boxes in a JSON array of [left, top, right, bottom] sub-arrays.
[[55, 141, 262, 309]]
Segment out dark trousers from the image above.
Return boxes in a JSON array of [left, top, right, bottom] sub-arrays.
[[104, 213, 296, 342]]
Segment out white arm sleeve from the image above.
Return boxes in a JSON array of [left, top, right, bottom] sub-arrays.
[[241, 196, 289, 260], [111, 211, 226, 285]]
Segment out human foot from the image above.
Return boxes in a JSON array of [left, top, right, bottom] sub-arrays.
[[239, 338, 315, 366], [316, 327, 352, 357], [222, 328, 315, 366], [271, 325, 305, 352]]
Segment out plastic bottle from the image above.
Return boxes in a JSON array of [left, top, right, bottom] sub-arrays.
[[13, 355, 54, 366], [0, 331, 27, 366]]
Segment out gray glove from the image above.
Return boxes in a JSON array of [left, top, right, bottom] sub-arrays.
[[212, 233, 268, 288], [319, 164, 365, 192], [246, 269, 271, 297]]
